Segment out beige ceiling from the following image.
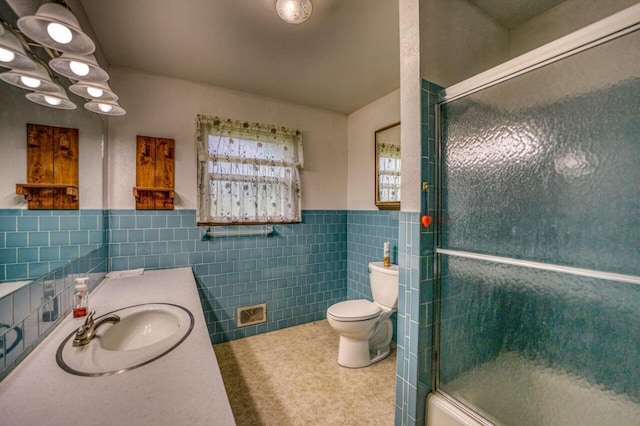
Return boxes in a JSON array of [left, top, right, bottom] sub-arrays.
[[2, 0, 590, 115], [77, 0, 580, 115], [79, 0, 401, 115], [467, 0, 566, 28], [3, 1, 586, 115]]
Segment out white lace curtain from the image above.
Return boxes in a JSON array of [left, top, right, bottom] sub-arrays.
[[196, 115, 303, 224], [377, 142, 401, 201]]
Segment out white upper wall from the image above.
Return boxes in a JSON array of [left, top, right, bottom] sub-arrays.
[[106, 67, 348, 210], [509, 0, 639, 57], [420, 0, 510, 88], [0, 83, 105, 209], [400, 0, 423, 213], [418, 0, 638, 88], [347, 89, 400, 210]]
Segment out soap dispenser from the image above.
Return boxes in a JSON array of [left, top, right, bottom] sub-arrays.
[[73, 277, 89, 318]]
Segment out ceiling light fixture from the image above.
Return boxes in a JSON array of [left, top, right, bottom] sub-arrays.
[[84, 99, 126, 116], [17, 2, 95, 54], [69, 80, 118, 101], [25, 82, 76, 110], [49, 53, 109, 82], [276, 0, 313, 24], [0, 1, 126, 115], [0, 61, 59, 93], [0, 23, 37, 70]]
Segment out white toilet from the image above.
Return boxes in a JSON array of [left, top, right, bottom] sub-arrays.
[[326, 262, 399, 368]]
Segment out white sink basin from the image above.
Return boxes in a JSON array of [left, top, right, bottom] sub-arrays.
[[56, 303, 194, 376]]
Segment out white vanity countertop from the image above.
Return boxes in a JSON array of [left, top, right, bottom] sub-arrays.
[[0, 267, 236, 426]]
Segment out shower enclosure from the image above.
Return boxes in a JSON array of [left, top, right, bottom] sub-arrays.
[[432, 7, 640, 426]]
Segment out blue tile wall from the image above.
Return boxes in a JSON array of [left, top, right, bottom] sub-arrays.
[[395, 79, 442, 426], [396, 211, 422, 426], [0, 210, 106, 283], [346, 210, 399, 300], [347, 210, 400, 342], [108, 209, 347, 343], [0, 246, 108, 381]]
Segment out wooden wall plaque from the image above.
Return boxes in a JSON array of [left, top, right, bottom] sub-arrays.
[[16, 124, 79, 209], [133, 135, 175, 210]]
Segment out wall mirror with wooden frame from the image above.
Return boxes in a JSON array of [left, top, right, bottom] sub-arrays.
[[374, 122, 401, 210]]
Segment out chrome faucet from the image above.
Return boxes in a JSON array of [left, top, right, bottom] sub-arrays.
[[72, 311, 120, 347]]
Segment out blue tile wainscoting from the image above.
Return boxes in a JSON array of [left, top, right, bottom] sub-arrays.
[[108, 209, 348, 343], [0, 209, 106, 282], [109, 209, 404, 344], [0, 246, 108, 381]]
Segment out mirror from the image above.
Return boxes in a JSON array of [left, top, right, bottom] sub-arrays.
[[0, 0, 110, 377], [375, 122, 401, 210], [0, 1, 105, 286]]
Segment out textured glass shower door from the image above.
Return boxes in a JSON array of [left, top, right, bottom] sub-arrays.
[[436, 29, 640, 426]]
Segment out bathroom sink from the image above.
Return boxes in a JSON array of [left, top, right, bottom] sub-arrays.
[[56, 303, 194, 376]]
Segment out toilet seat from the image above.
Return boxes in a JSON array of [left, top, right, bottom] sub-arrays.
[[327, 299, 380, 322]]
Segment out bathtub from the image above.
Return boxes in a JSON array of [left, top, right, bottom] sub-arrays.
[[427, 393, 484, 426], [426, 352, 640, 426]]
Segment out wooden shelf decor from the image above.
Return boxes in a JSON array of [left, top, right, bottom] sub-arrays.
[[16, 124, 79, 209], [133, 135, 175, 210]]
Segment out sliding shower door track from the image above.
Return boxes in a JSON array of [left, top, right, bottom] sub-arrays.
[[436, 249, 640, 285], [440, 4, 640, 103]]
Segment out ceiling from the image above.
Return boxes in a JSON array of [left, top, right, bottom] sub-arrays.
[[79, 0, 400, 115], [467, 0, 566, 28], [2, 0, 574, 115]]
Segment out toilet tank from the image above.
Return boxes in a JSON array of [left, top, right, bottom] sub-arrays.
[[369, 262, 399, 309]]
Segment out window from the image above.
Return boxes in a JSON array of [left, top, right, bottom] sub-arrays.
[[196, 115, 303, 225], [377, 142, 401, 202]]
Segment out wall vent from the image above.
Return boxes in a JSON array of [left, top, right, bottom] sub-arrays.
[[237, 304, 267, 327]]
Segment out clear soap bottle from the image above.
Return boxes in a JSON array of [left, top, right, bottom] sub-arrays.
[[73, 277, 89, 318]]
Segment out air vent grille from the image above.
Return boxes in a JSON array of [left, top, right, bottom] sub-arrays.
[[237, 304, 267, 327]]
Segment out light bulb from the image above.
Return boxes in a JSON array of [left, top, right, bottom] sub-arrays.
[[21, 75, 41, 88], [44, 95, 62, 106], [87, 86, 103, 97], [69, 60, 89, 76], [98, 103, 112, 113], [0, 47, 15, 63], [47, 22, 73, 44]]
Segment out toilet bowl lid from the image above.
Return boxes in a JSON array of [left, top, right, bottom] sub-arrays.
[[327, 300, 381, 321]]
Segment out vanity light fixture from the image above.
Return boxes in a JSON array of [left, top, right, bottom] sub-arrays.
[[0, 60, 59, 92], [1, 1, 125, 115], [275, 0, 313, 24], [49, 53, 109, 82], [17, 2, 95, 55], [0, 23, 36, 70], [26, 81, 76, 110], [84, 99, 126, 116], [69, 80, 118, 101]]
